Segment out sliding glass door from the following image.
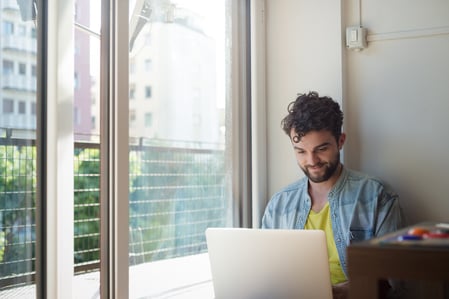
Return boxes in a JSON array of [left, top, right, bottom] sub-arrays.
[[126, 0, 242, 297], [0, 0, 249, 298], [0, 1, 37, 297]]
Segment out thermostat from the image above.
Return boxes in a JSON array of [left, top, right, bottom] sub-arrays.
[[346, 26, 367, 51]]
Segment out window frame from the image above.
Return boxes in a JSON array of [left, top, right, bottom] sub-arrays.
[[100, 0, 253, 298], [36, 0, 75, 298], [31, 0, 254, 297]]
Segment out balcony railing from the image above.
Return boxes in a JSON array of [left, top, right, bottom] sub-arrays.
[[1, 36, 37, 54], [1, 74, 37, 92], [0, 136, 228, 290]]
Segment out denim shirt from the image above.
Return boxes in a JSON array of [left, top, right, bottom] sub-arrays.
[[261, 166, 404, 277]]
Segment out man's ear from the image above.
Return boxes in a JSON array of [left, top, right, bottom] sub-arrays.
[[338, 133, 346, 149]]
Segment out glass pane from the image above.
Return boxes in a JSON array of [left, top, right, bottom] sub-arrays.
[[0, 0, 37, 297], [128, 0, 233, 298], [73, 0, 101, 298]]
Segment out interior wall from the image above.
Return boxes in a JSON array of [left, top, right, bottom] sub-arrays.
[[265, 0, 449, 225], [343, 0, 449, 224], [265, 0, 343, 207]]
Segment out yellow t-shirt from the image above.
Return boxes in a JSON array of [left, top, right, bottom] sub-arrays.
[[304, 202, 347, 285]]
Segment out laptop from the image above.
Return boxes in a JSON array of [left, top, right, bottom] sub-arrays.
[[205, 228, 332, 299]]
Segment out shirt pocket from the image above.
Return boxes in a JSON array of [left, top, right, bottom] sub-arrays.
[[349, 228, 374, 243]]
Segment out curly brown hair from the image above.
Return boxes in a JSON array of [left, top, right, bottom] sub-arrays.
[[281, 91, 343, 142]]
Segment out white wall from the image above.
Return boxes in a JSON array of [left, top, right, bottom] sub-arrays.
[[265, 0, 344, 203], [265, 0, 449, 225], [343, 0, 449, 224]]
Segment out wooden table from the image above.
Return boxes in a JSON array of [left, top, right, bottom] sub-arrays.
[[347, 222, 449, 299]]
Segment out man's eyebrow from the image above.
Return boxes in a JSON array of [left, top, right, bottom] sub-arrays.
[[293, 142, 331, 151], [314, 142, 331, 149]]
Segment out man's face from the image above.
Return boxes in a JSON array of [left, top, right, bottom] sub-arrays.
[[290, 129, 345, 183]]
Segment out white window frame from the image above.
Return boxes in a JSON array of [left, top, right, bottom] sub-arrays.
[[36, 0, 255, 297], [38, 0, 75, 298]]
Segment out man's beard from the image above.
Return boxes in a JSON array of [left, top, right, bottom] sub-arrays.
[[300, 154, 340, 183]]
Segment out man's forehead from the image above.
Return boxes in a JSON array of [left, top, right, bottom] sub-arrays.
[[290, 129, 334, 146]]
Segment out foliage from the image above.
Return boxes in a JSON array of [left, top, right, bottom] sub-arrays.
[[0, 143, 227, 281], [0, 144, 36, 276]]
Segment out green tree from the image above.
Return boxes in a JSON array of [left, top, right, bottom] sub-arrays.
[[73, 147, 100, 264], [0, 143, 36, 276]]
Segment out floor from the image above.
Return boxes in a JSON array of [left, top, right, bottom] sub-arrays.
[[0, 253, 215, 299]]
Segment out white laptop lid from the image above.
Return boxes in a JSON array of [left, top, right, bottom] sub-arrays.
[[205, 228, 332, 299]]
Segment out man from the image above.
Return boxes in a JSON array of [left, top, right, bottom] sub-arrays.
[[261, 91, 404, 299]]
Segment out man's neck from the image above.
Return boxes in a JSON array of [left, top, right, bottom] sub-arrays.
[[308, 164, 343, 211]]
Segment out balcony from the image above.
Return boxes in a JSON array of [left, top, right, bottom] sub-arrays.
[[1, 74, 37, 92], [0, 136, 227, 297], [1, 0, 20, 11], [1, 36, 37, 54], [0, 115, 36, 131]]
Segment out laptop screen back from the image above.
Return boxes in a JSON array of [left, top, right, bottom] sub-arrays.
[[205, 228, 332, 299]]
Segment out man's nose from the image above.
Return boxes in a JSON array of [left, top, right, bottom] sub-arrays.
[[305, 152, 320, 165]]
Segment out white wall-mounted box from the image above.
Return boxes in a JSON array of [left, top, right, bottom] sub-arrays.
[[346, 26, 367, 51]]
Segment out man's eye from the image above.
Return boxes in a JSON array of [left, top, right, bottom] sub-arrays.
[[317, 147, 327, 152]]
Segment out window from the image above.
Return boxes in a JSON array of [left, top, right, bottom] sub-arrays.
[[18, 101, 26, 114], [144, 112, 152, 127], [130, 60, 136, 74], [126, 1, 243, 297], [0, 6, 37, 292], [144, 59, 152, 72], [145, 86, 151, 98], [19, 63, 27, 75], [2, 99, 14, 113], [2, 21, 14, 35], [74, 72, 79, 89], [3, 60, 14, 75], [74, 3, 78, 21], [74, 107, 80, 125], [1, 1, 249, 298], [129, 109, 136, 124]]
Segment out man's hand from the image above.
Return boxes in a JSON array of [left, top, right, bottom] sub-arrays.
[[332, 281, 349, 299]]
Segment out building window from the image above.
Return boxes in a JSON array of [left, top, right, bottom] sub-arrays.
[[129, 86, 135, 99], [31, 65, 36, 77], [3, 99, 14, 114], [2, 21, 14, 35], [145, 86, 151, 98], [130, 60, 136, 74], [74, 3, 79, 21], [144, 59, 152, 72], [19, 63, 27, 75], [74, 72, 79, 89], [74, 107, 80, 126], [130, 110, 136, 127], [31, 102, 36, 115], [18, 101, 26, 114], [127, 4, 238, 296], [3, 60, 14, 75], [144, 113, 153, 127]]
